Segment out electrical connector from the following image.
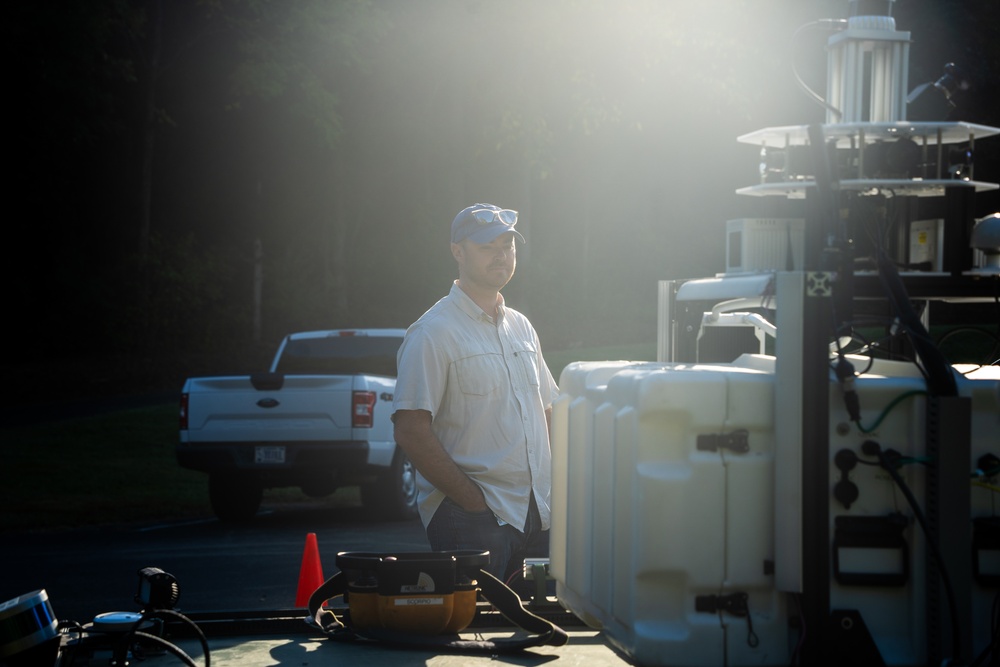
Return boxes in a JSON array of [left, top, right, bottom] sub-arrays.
[[861, 440, 882, 457], [835, 355, 862, 423], [881, 448, 904, 470]]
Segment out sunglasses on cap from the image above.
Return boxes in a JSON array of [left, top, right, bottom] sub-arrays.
[[471, 208, 518, 226]]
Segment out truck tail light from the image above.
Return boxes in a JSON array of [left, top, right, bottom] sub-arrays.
[[179, 393, 189, 431], [352, 390, 376, 428]]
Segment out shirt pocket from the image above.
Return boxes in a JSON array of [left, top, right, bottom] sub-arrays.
[[512, 343, 540, 388], [455, 353, 505, 396]]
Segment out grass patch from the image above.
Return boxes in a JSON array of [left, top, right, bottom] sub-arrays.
[[0, 404, 360, 533], [1, 405, 206, 532]]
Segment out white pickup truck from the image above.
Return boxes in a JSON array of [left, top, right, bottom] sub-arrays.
[[177, 329, 416, 522]]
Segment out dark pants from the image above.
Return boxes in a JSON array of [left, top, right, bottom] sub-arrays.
[[426, 493, 549, 586]]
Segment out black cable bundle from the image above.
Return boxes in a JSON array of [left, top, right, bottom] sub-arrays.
[[875, 249, 959, 397], [117, 608, 210, 667]]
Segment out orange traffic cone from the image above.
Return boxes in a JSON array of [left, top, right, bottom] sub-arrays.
[[295, 532, 325, 608]]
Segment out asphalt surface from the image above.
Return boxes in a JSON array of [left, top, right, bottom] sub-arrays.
[[2, 505, 638, 667], [1, 389, 426, 623], [0, 504, 428, 625]]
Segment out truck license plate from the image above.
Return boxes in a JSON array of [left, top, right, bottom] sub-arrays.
[[255, 446, 286, 464]]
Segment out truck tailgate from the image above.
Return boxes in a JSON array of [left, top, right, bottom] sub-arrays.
[[183, 375, 354, 443]]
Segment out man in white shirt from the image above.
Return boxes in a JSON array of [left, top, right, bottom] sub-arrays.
[[392, 203, 559, 584]]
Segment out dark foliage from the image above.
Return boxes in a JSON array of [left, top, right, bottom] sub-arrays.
[[7, 0, 998, 403]]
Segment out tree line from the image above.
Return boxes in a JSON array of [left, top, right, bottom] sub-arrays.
[[10, 0, 999, 385]]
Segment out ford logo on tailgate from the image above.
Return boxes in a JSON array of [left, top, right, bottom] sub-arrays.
[[257, 398, 280, 408]]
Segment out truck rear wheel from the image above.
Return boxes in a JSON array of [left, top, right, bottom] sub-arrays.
[[361, 450, 418, 520], [209, 474, 263, 522]]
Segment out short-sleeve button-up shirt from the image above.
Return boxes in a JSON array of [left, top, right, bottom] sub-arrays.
[[393, 282, 558, 531]]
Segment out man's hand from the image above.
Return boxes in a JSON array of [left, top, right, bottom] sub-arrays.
[[393, 409, 488, 512]]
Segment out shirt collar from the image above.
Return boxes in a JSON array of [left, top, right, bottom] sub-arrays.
[[449, 281, 505, 324]]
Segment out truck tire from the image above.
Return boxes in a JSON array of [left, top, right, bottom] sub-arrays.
[[361, 450, 418, 520], [209, 473, 263, 522]]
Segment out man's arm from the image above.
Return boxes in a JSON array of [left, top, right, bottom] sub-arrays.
[[393, 409, 488, 512]]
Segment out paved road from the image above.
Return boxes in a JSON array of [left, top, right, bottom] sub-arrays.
[[0, 504, 427, 626]]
